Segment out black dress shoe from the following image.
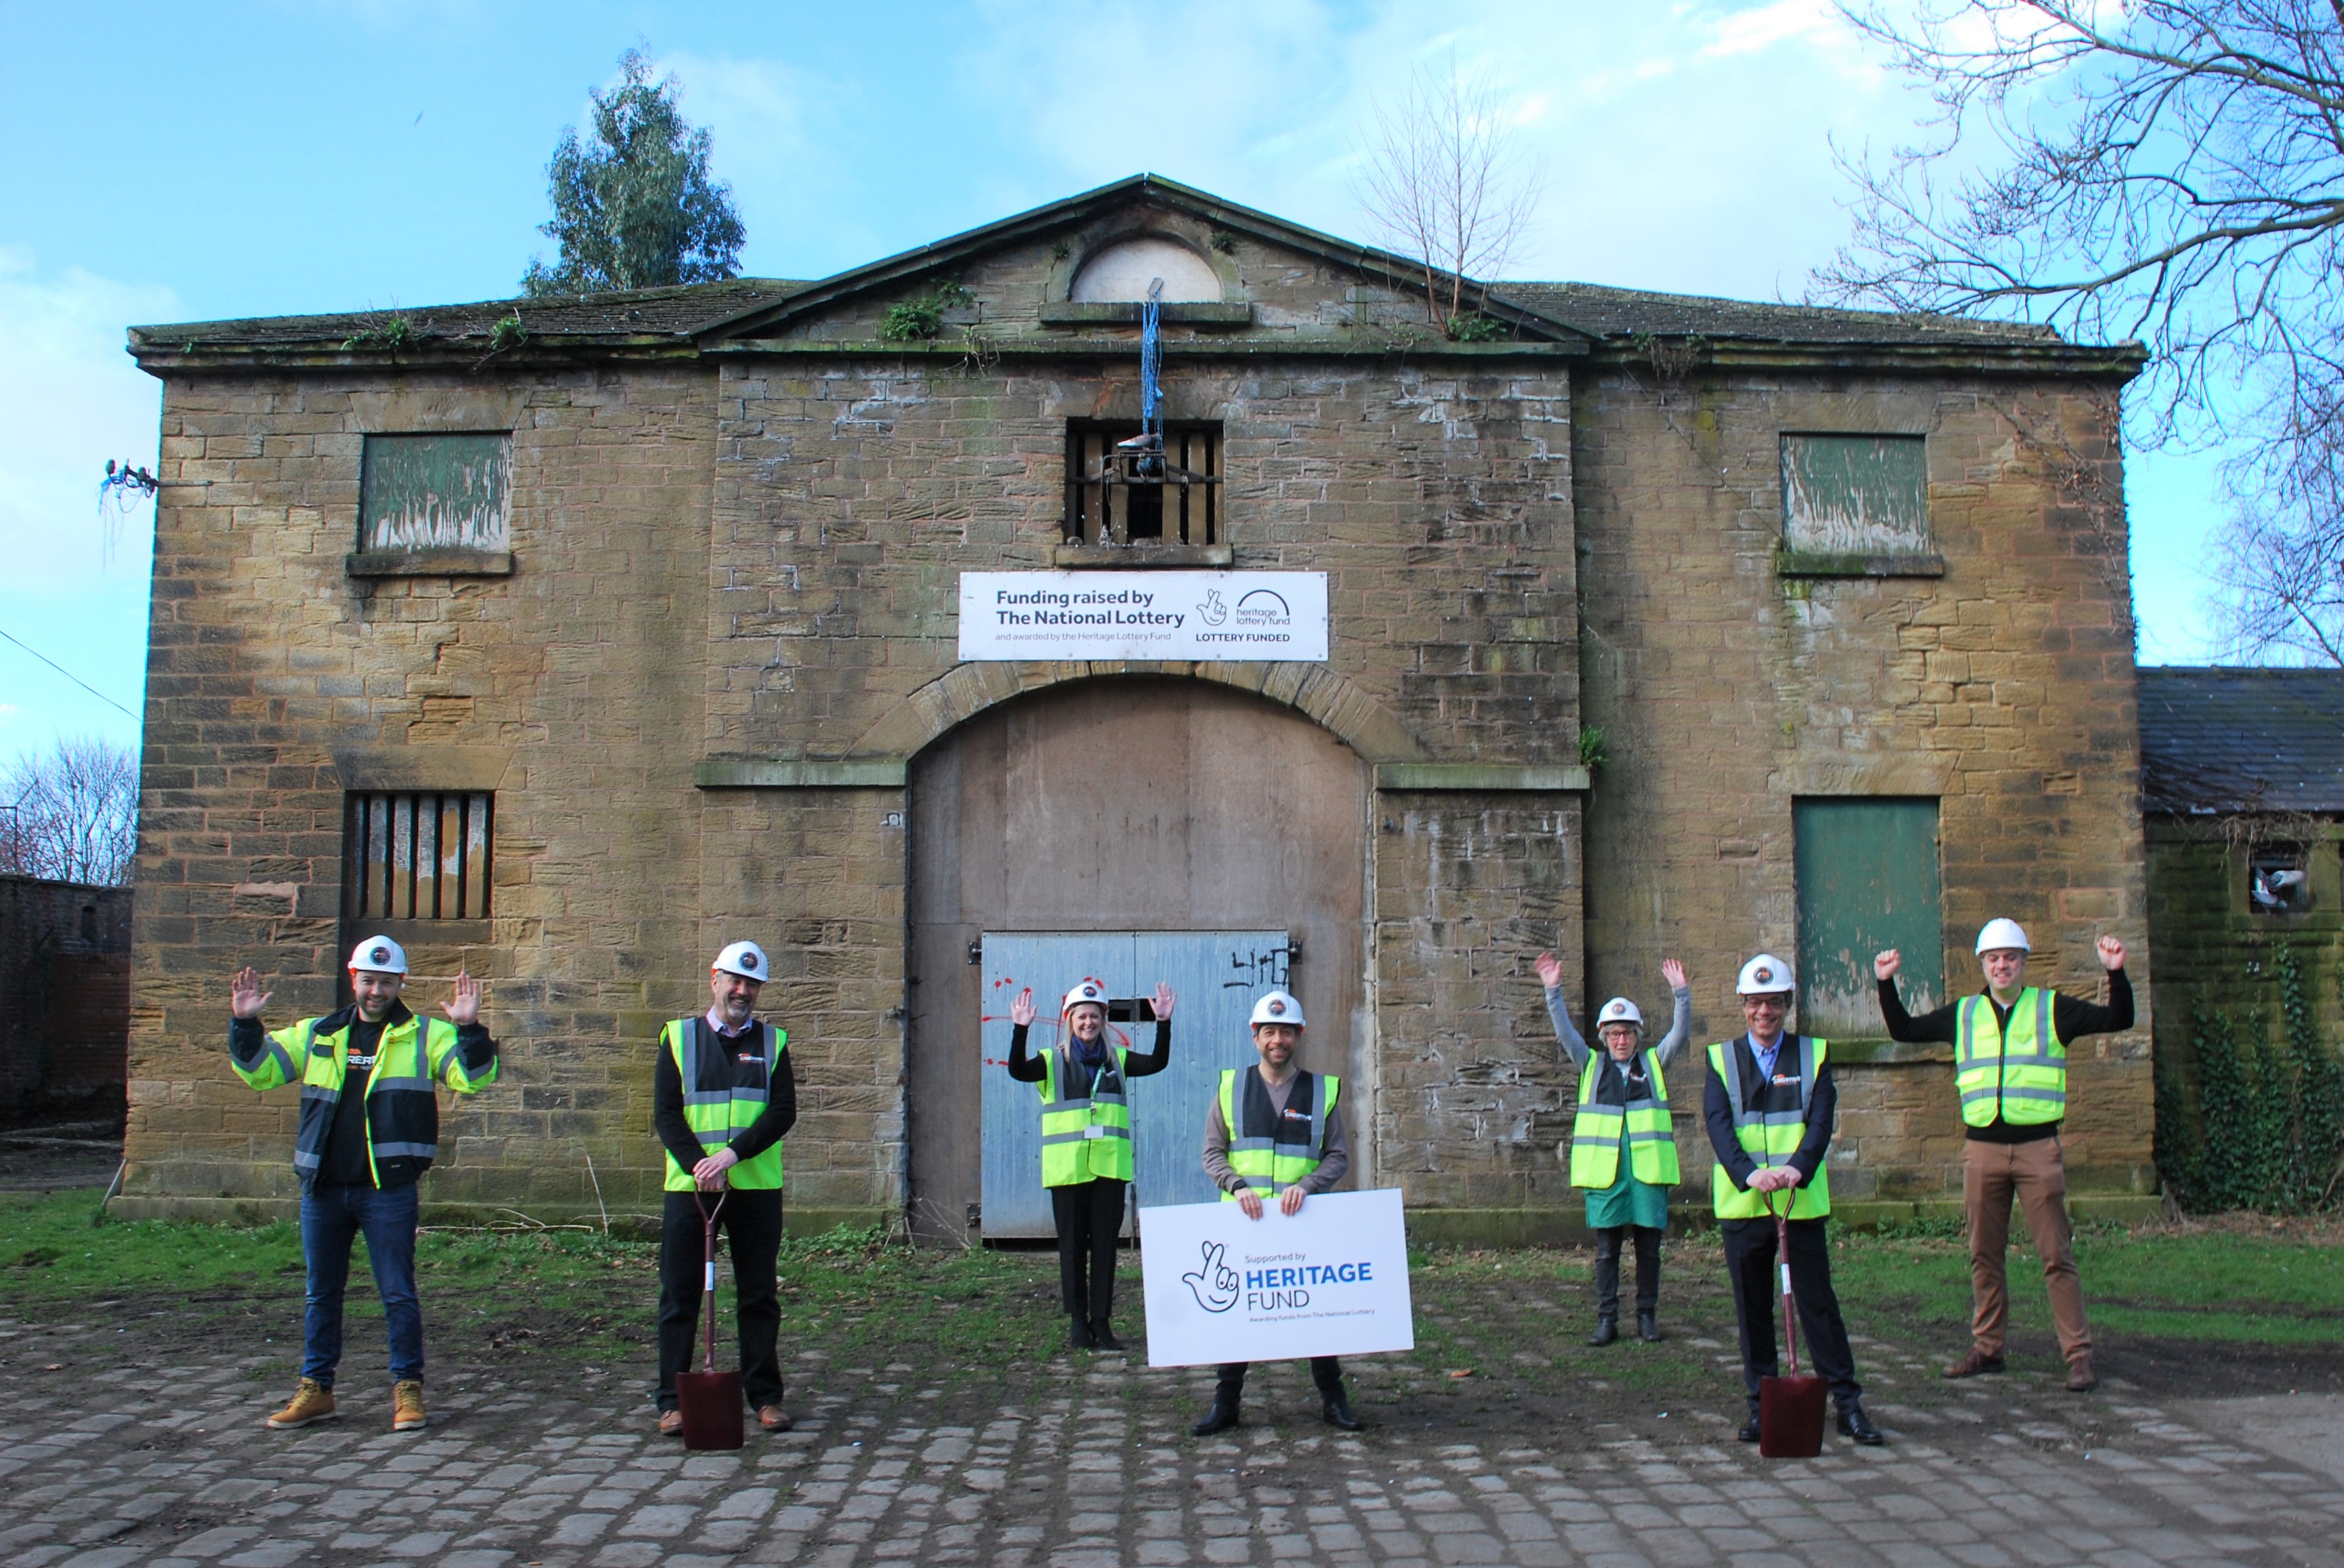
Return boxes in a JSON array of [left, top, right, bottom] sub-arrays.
[[1190, 1396, 1241, 1436], [1069, 1317, 1094, 1351], [1322, 1392, 1363, 1430], [1587, 1316, 1618, 1346], [1088, 1319, 1123, 1351], [1738, 1414, 1762, 1443], [1637, 1310, 1661, 1343], [1836, 1399, 1884, 1446]]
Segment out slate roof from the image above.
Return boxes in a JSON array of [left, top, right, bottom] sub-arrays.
[[1494, 282, 2060, 348], [129, 278, 807, 352], [2138, 667, 2344, 814]]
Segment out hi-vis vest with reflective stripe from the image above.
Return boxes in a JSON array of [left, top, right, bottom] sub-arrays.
[[663, 1018, 787, 1192], [1218, 1067, 1340, 1197], [1569, 1050, 1679, 1189], [1037, 1044, 1134, 1186], [1955, 988, 2066, 1128], [229, 1007, 494, 1188], [1708, 1035, 1832, 1220]]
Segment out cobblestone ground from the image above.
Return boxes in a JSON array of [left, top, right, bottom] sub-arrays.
[[5, 1311, 2343, 1568]]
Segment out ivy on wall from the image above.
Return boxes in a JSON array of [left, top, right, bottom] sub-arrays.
[[2157, 944, 2344, 1212]]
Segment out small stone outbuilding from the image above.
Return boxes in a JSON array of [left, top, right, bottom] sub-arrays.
[[117, 176, 2158, 1235]]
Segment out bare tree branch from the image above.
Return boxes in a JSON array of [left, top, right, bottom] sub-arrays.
[[1817, 3, 2344, 662], [0, 737, 139, 887]]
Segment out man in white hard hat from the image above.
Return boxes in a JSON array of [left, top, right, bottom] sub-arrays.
[[229, 936, 498, 1433], [1191, 988, 1360, 1435], [1874, 920, 2130, 1392], [1006, 975, 1176, 1350], [1703, 954, 1882, 1446], [652, 940, 797, 1435]]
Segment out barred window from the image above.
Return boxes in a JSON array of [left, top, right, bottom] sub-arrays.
[[1065, 421, 1221, 546], [343, 792, 493, 920]]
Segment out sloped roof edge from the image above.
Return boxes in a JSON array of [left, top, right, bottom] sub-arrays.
[[2139, 665, 2344, 815]]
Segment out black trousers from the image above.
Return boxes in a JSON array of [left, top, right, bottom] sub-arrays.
[[1218, 1358, 1343, 1397], [1722, 1216, 1860, 1412], [1051, 1177, 1126, 1323], [1593, 1224, 1662, 1314], [657, 1188, 785, 1412]]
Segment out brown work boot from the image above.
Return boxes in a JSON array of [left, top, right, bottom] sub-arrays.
[[265, 1377, 337, 1430], [2065, 1356, 2099, 1393], [757, 1403, 793, 1432], [658, 1408, 684, 1437], [392, 1380, 427, 1431], [1942, 1347, 2006, 1380]]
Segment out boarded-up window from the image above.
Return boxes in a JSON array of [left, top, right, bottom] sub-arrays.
[[1794, 798, 1942, 1037], [343, 791, 493, 920], [1781, 434, 1927, 554], [358, 434, 511, 552]]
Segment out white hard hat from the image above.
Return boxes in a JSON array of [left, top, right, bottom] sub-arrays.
[[348, 935, 408, 975], [1975, 918, 2031, 955], [1596, 997, 1643, 1031], [1250, 989, 1305, 1028], [1062, 979, 1107, 1014], [1736, 953, 1794, 995], [713, 940, 770, 981]]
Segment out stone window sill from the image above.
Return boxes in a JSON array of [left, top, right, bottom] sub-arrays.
[[1052, 543, 1233, 569], [1775, 549, 1944, 579], [1826, 1037, 1954, 1065], [1039, 302, 1254, 328], [346, 550, 515, 577]]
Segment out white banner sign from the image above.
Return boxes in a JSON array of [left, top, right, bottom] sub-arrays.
[[1139, 1189, 1415, 1367], [958, 571, 1330, 663]]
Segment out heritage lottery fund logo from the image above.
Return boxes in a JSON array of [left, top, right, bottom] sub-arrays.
[[1180, 1239, 1378, 1318]]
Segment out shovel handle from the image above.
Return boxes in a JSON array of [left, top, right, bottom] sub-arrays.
[[697, 1190, 728, 1374], [1765, 1184, 1800, 1380]]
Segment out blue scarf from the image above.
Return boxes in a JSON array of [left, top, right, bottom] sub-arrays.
[[1071, 1025, 1108, 1069]]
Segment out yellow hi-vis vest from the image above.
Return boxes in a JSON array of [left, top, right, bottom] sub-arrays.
[[1708, 1035, 1832, 1220], [1955, 988, 2067, 1127], [1218, 1067, 1340, 1198], [1569, 1050, 1680, 1189], [663, 1018, 787, 1192], [1038, 1044, 1134, 1185]]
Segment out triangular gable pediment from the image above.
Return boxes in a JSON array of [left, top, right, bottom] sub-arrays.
[[698, 174, 1590, 350]]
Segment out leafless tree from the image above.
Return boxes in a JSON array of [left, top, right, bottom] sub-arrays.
[[1813, 2, 2344, 663], [0, 737, 139, 887], [1356, 59, 1544, 336]]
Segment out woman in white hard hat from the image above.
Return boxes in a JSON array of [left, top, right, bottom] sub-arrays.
[[1007, 976, 1176, 1350], [1535, 953, 1691, 1344]]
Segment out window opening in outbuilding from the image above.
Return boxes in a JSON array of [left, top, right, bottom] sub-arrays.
[[1065, 421, 1221, 546], [343, 791, 495, 921], [2249, 847, 2311, 913]]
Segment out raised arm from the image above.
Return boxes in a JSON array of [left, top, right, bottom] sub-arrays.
[[1535, 951, 1589, 1068], [1004, 988, 1046, 1082], [1651, 958, 1691, 1065]]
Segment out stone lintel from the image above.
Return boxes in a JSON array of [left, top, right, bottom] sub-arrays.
[[346, 549, 516, 578], [1050, 543, 1234, 569], [1775, 548, 1947, 579], [1373, 763, 1590, 792], [331, 745, 514, 791], [694, 758, 909, 789]]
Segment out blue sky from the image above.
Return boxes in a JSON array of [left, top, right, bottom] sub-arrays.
[[0, 0, 2225, 758]]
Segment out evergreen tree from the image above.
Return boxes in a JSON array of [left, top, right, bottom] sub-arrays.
[[522, 48, 745, 297]]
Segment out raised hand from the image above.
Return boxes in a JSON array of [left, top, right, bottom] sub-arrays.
[[442, 969, 482, 1026], [1873, 949, 1901, 981], [1153, 981, 1176, 1020], [1009, 988, 1036, 1027], [1534, 951, 1563, 991], [1660, 957, 1687, 991], [2097, 934, 2126, 971], [230, 966, 272, 1020]]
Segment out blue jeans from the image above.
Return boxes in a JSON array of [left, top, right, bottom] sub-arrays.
[[298, 1180, 424, 1387]]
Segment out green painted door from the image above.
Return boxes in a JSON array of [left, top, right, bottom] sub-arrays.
[[1794, 798, 1944, 1037]]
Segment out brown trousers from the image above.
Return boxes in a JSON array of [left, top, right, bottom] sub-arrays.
[[1964, 1136, 2092, 1363]]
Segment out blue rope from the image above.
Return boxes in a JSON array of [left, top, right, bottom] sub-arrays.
[[1140, 277, 1163, 441]]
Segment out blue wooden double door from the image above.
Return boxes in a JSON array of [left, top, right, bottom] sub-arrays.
[[979, 930, 1291, 1239]]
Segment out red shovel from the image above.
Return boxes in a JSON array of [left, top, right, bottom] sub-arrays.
[[1758, 1187, 1826, 1458], [675, 1191, 743, 1450]]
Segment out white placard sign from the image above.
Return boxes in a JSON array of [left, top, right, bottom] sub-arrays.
[[958, 571, 1330, 662], [1140, 1189, 1415, 1367]]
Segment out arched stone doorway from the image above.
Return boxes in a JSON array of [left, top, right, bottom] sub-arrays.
[[905, 676, 1369, 1241]]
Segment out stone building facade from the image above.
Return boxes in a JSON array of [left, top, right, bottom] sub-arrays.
[[117, 176, 2158, 1235]]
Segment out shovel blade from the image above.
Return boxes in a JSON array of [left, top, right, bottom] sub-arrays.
[[1758, 1373, 1826, 1458], [676, 1369, 743, 1450]]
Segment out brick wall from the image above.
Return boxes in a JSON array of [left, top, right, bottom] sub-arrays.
[[0, 875, 132, 1117]]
